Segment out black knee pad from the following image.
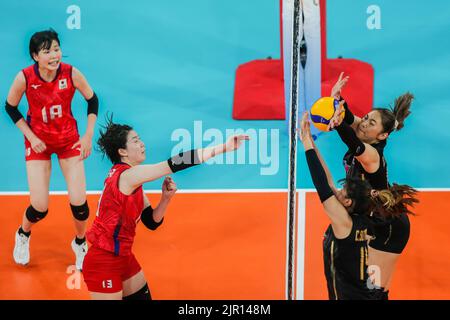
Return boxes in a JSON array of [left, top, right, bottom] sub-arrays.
[[123, 283, 151, 300], [70, 201, 90, 221], [25, 205, 48, 223]]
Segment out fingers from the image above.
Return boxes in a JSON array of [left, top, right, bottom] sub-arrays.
[[33, 142, 47, 154], [79, 147, 87, 161], [227, 135, 249, 151], [168, 182, 177, 192], [164, 176, 177, 191], [334, 74, 349, 93], [72, 141, 81, 150], [80, 147, 92, 160], [231, 135, 249, 142], [302, 111, 309, 122], [163, 180, 177, 193], [300, 112, 308, 129], [236, 134, 250, 141], [327, 122, 333, 131], [340, 76, 349, 87], [298, 112, 312, 141], [164, 176, 173, 186]]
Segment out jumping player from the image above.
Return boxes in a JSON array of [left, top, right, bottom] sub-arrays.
[[328, 72, 416, 298], [299, 112, 418, 300], [82, 116, 249, 300], [5, 29, 98, 270]]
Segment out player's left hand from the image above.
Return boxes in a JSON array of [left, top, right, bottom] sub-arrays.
[[162, 176, 177, 199], [298, 112, 312, 143], [331, 72, 349, 100], [72, 134, 93, 160]]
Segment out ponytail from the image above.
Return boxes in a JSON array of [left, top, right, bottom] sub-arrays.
[[374, 92, 414, 134], [392, 93, 414, 131], [371, 184, 419, 218]]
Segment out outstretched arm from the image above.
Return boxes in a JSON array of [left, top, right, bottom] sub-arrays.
[[330, 72, 361, 130], [299, 113, 352, 238], [334, 121, 381, 174], [119, 135, 249, 194], [299, 113, 336, 192]]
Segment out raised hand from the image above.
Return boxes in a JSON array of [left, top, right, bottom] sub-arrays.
[[162, 176, 177, 199], [327, 100, 346, 131], [331, 72, 349, 100], [297, 112, 314, 150]]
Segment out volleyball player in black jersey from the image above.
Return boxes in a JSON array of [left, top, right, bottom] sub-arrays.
[[299, 113, 418, 300], [328, 72, 416, 299], [300, 113, 374, 299]]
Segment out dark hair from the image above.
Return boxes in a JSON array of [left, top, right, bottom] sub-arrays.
[[340, 178, 419, 219], [371, 184, 419, 218], [97, 113, 133, 164], [29, 29, 60, 62], [340, 177, 373, 215], [374, 92, 414, 134]]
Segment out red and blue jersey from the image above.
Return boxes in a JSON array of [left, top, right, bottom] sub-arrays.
[[22, 62, 79, 146], [87, 163, 144, 256]]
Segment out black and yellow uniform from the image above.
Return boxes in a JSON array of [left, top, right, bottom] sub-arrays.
[[337, 102, 412, 300], [339, 114, 410, 255], [343, 139, 388, 190], [339, 99, 389, 191], [305, 149, 375, 300], [323, 215, 374, 300]]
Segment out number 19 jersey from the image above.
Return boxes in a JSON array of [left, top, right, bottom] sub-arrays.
[[22, 62, 79, 146]]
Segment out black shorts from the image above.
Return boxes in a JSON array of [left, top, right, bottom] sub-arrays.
[[369, 213, 410, 254]]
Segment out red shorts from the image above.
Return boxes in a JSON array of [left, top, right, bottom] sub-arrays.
[[82, 245, 142, 294], [24, 135, 80, 161]]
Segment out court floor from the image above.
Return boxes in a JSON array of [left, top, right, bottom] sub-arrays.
[[1, 190, 448, 299]]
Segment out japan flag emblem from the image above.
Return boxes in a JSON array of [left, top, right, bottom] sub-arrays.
[[59, 78, 68, 90]]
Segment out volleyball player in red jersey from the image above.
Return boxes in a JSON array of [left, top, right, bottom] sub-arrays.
[[82, 116, 249, 300], [5, 29, 99, 270]]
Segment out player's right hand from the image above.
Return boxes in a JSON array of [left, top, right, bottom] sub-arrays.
[[30, 136, 47, 153], [162, 176, 177, 199]]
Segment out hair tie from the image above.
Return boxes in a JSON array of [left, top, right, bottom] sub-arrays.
[[394, 119, 399, 130]]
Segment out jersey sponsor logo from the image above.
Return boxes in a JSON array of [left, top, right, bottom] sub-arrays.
[[59, 78, 68, 90], [26, 147, 31, 157], [108, 168, 117, 178], [31, 84, 41, 90]]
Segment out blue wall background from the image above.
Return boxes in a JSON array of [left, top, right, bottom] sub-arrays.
[[0, 0, 448, 191]]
